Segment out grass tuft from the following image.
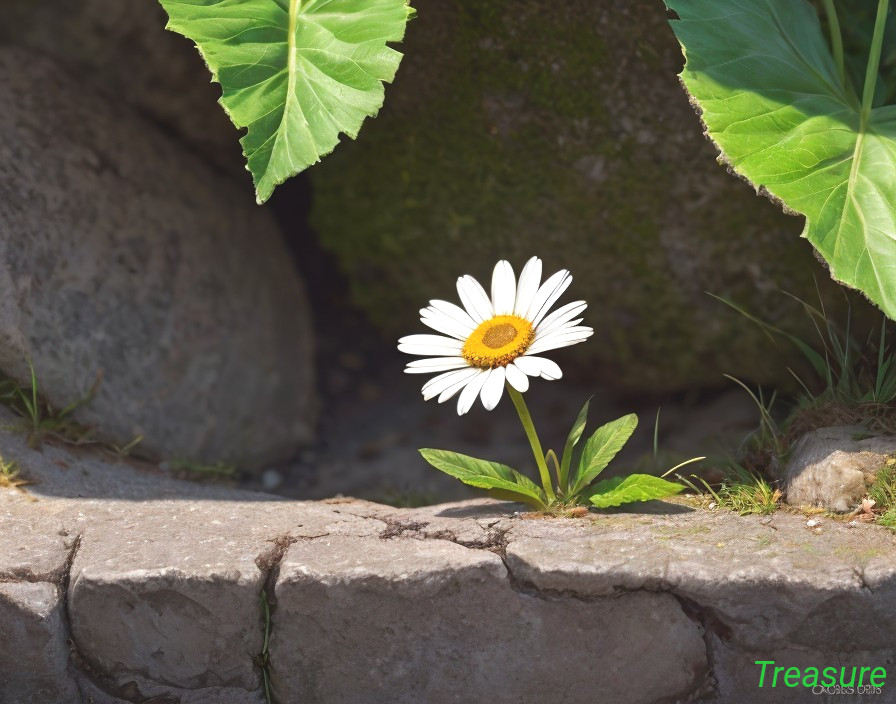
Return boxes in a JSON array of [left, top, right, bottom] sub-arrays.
[[0, 458, 30, 491], [0, 361, 99, 448]]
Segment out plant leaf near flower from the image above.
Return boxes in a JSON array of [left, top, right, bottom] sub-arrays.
[[419, 409, 684, 512], [569, 414, 638, 496], [418, 449, 548, 510], [159, 0, 413, 204], [667, 0, 896, 319], [584, 474, 685, 509]]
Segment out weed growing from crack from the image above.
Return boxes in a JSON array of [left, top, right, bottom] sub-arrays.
[[256, 590, 275, 704], [0, 360, 99, 448], [0, 458, 29, 490]]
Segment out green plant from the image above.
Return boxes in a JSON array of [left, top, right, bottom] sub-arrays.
[[0, 362, 97, 448], [420, 404, 692, 513], [159, 0, 414, 203], [716, 292, 896, 440], [868, 459, 896, 528], [0, 459, 29, 491], [668, 0, 896, 320], [678, 466, 782, 516]]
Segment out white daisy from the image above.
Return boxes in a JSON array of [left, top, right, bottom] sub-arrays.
[[398, 257, 593, 414]]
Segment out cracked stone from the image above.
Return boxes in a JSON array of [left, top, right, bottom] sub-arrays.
[[4, 430, 896, 703], [783, 427, 896, 512], [270, 534, 707, 704], [0, 581, 79, 704]]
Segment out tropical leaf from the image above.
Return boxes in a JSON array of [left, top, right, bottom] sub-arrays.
[[585, 474, 684, 509], [160, 0, 413, 203], [569, 414, 638, 495], [419, 449, 547, 509], [667, 0, 896, 318]]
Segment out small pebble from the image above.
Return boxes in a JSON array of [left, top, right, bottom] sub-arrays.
[[708, 501, 717, 510], [261, 469, 283, 490], [806, 519, 820, 527]]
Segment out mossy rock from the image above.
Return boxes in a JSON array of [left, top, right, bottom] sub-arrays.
[[310, 0, 871, 392]]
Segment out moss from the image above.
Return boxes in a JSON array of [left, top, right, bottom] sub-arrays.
[[310, 0, 871, 392]]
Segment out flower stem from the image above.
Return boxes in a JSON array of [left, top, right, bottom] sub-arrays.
[[506, 384, 556, 503], [862, 0, 890, 123], [821, 0, 845, 88]]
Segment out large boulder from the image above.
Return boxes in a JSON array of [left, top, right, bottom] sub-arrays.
[[310, 0, 863, 392], [0, 47, 315, 467], [2, 0, 243, 175]]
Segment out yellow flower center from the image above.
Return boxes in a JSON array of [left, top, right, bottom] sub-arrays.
[[462, 315, 534, 369]]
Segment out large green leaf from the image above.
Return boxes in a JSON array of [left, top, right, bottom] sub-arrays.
[[585, 474, 684, 509], [569, 414, 638, 495], [419, 449, 547, 509], [160, 0, 412, 203], [667, 0, 896, 318]]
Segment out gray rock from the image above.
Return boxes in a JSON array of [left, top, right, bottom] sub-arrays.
[[2, 0, 243, 174], [783, 427, 896, 511], [0, 47, 315, 468], [271, 535, 707, 704], [0, 582, 78, 704]]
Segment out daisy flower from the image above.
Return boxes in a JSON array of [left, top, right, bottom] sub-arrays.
[[398, 257, 593, 414]]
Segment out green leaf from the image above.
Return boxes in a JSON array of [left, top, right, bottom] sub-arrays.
[[570, 414, 637, 495], [667, 0, 896, 318], [159, 0, 413, 203], [559, 397, 590, 492], [419, 449, 547, 509], [586, 474, 684, 508]]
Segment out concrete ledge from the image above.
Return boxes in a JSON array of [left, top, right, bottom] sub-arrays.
[[1, 412, 895, 703]]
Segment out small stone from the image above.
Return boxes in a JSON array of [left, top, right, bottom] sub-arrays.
[[783, 427, 896, 512], [261, 469, 283, 491], [806, 519, 820, 527]]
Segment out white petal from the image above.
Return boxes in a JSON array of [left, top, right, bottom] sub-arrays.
[[398, 334, 464, 356], [513, 257, 542, 316], [456, 276, 493, 323], [526, 328, 593, 355], [423, 368, 479, 401], [420, 310, 472, 340], [524, 269, 567, 322], [514, 355, 563, 380], [535, 301, 587, 338], [428, 300, 478, 331], [528, 271, 572, 326], [480, 366, 506, 410], [398, 334, 463, 349], [490, 260, 516, 316], [505, 362, 530, 392], [405, 357, 469, 374], [399, 343, 466, 356], [438, 369, 481, 403], [457, 369, 490, 415]]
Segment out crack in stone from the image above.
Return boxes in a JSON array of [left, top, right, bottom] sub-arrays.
[[58, 534, 163, 704], [253, 533, 300, 704], [672, 595, 722, 702], [854, 566, 875, 594]]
